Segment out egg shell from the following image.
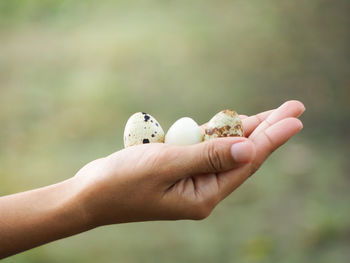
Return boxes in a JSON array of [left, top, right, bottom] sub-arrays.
[[204, 109, 243, 140], [165, 117, 202, 145], [124, 112, 165, 148]]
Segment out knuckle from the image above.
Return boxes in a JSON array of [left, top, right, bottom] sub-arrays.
[[151, 144, 174, 167], [249, 162, 260, 176], [130, 144, 171, 178], [159, 144, 181, 163], [189, 197, 216, 220], [263, 130, 276, 153], [153, 145, 169, 164], [191, 206, 210, 220], [205, 141, 224, 173]]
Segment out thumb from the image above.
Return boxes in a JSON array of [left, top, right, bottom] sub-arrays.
[[168, 137, 255, 177]]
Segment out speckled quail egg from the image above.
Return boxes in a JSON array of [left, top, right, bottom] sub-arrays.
[[204, 109, 243, 140], [165, 117, 203, 145], [124, 112, 165, 148]]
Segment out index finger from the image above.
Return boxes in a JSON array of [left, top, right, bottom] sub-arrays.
[[242, 110, 274, 137]]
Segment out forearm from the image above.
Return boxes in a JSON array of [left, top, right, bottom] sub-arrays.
[[0, 177, 91, 259]]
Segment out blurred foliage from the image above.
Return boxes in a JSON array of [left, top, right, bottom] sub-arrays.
[[0, 0, 349, 262]]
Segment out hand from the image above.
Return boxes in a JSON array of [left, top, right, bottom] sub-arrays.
[[75, 100, 305, 226]]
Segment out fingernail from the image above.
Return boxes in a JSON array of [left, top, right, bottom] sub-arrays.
[[230, 141, 254, 163]]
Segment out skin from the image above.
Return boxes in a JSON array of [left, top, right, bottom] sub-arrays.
[[0, 100, 305, 259]]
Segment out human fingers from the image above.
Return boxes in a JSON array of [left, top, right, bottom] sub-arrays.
[[242, 109, 274, 137], [250, 117, 303, 173], [216, 117, 303, 200], [249, 100, 305, 139]]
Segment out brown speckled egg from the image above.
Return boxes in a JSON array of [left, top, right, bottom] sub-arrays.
[[123, 112, 165, 148], [204, 109, 243, 140]]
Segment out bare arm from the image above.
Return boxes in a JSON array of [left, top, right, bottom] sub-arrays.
[[0, 178, 91, 258]]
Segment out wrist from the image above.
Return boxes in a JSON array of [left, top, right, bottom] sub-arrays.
[[64, 176, 97, 231]]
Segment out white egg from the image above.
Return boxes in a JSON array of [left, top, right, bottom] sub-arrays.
[[124, 112, 165, 148], [165, 117, 202, 145], [204, 109, 243, 140]]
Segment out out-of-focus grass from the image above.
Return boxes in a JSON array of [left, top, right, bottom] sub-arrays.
[[1, 0, 349, 262]]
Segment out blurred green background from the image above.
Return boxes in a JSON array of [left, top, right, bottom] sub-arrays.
[[1, 0, 349, 262]]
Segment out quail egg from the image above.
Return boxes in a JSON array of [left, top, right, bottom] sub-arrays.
[[204, 109, 243, 140], [124, 112, 165, 148], [165, 117, 202, 145]]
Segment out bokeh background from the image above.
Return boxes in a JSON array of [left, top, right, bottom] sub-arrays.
[[1, 0, 349, 262]]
